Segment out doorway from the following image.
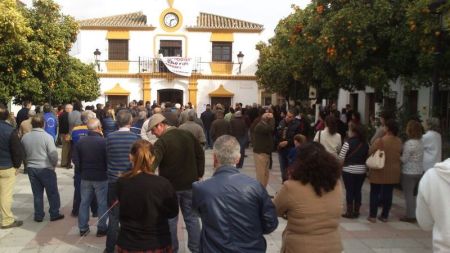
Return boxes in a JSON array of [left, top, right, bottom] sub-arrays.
[[159, 40, 182, 73], [158, 89, 183, 105], [211, 97, 232, 111], [107, 95, 128, 109]]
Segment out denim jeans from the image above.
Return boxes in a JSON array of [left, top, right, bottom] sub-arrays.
[[369, 183, 394, 219], [169, 190, 200, 253], [72, 172, 98, 216], [278, 149, 289, 182], [342, 172, 366, 205], [106, 182, 120, 253], [78, 180, 108, 232], [27, 167, 61, 220]]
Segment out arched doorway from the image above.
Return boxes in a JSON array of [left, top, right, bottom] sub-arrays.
[[158, 89, 183, 105], [209, 84, 234, 111], [104, 83, 130, 108]]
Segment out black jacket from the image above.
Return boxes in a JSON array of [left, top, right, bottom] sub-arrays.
[[192, 166, 278, 253], [0, 121, 22, 169], [59, 112, 69, 134], [200, 110, 215, 130], [73, 131, 107, 181]]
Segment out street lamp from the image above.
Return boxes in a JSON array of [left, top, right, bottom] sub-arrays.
[[237, 51, 244, 74], [93, 48, 101, 71]]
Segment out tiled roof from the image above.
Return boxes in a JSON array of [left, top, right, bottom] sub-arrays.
[[187, 12, 264, 32], [78, 12, 155, 29]]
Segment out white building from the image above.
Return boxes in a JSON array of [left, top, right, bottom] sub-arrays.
[[71, 0, 271, 111], [337, 81, 449, 130]]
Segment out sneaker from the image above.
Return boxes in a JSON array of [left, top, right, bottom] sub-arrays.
[[80, 229, 90, 237], [1, 220, 23, 229], [34, 218, 43, 222], [96, 229, 107, 237], [50, 214, 65, 221]]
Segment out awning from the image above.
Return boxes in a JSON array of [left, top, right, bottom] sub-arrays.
[[104, 83, 130, 95], [208, 84, 234, 97]]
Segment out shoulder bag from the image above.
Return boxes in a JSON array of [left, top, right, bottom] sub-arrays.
[[366, 138, 385, 170]]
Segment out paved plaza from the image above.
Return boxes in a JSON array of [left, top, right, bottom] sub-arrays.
[[1, 148, 432, 253]]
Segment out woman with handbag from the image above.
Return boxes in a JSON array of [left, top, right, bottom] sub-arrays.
[[367, 119, 402, 223], [339, 122, 369, 218], [400, 120, 423, 223]]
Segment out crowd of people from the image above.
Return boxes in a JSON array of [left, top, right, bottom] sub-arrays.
[[0, 99, 449, 252]]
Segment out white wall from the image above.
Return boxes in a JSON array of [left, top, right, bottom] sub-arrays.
[[196, 80, 258, 113], [88, 78, 142, 106]]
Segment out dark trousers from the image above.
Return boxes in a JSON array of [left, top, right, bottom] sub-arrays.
[[278, 149, 289, 182], [72, 172, 98, 216], [106, 182, 120, 253], [27, 168, 61, 220], [342, 172, 366, 205], [236, 136, 246, 168], [369, 183, 394, 219], [204, 129, 212, 149]]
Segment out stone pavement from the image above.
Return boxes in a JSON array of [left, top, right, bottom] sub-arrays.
[[1, 148, 432, 253]]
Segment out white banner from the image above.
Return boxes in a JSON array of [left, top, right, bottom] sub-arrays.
[[160, 57, 194, 77]]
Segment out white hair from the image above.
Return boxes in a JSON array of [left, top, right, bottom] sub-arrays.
[[213, 135, 240, 166], [87, 118, 101, 130], [81, 110, 96, 124]]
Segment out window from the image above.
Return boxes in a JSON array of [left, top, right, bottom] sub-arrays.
[[212, 42, 232, 62], [108, 40, 128, 60]]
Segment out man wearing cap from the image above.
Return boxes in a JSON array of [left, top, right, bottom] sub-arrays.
[[148, 113, 205, 253], [230, 110, 248, 168]]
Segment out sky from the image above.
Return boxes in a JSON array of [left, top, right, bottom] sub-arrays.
[[22, 0, 312, 41]]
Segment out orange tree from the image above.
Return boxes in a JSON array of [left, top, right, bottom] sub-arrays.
[[257, 0, 450, 103], [0, 0, 99, 105]]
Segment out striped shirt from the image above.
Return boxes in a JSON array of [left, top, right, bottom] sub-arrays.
[[106, 130, 140, 182], [339, 142, 367, 174]]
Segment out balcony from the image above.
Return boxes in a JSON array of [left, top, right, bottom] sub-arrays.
[[95, 57, 244, 76]]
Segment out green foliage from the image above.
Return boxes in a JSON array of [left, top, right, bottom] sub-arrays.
[[256, 0, 450, 101], [0, 0, 100, 105]]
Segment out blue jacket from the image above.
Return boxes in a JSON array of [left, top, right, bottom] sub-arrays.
[[44, 112, 58, 140], [192, 166, 278, 253], [73, 131, 107, 181], [102, 117, 117, 137]]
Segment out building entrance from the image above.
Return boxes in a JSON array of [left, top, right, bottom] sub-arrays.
[[107, 95, 128, 108], [158, 89, 183, 105]]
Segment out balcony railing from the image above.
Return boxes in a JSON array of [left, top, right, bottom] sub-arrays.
[[95, 57, 243, 75]]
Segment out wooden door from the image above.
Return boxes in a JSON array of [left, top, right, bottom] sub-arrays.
[[107, 95, 128, 109]]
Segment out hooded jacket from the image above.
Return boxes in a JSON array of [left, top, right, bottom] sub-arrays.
[[416, 158, 450, 252]]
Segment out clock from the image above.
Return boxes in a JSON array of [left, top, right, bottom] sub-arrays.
[[164, 13, 179, 28]]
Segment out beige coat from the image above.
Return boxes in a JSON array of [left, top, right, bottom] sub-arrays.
[[273, 180, 343, 253], [368, 135, 402, 184]]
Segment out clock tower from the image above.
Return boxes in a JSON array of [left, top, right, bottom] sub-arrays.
[[159, 0, 183, 32]]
